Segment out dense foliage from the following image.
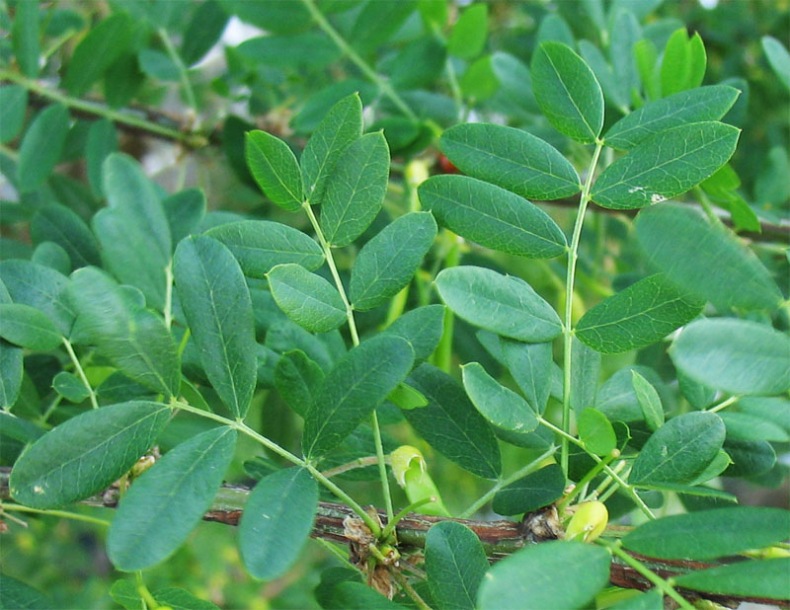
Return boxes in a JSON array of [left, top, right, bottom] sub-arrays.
[[1, 1, 789, 609]]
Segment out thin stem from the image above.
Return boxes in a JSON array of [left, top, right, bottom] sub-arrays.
[[163, 261, 174, 330], [557, 449, 620, 511], [156, 27, 199, 127], [707, 395, 739, 414], [433, 232, 461, 373], [1, 503, 110, 527], [561, 141, 605, 476], [392, 570, 432, 610], [62, 338, 98, 409], [322, 455, 381, 479], [459, 445, 559, 519], [539, 416, 655, 520], [299, 0, 417, 121], [0, 70, 207, 149], [136, 572, 160, 610], [302, 202, 395, 522], [602, 539, 696, 610], [171, 400, 382, 536]]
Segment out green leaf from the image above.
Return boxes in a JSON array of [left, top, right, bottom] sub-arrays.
[[85, 118, 118, 198], [762, 36, 790, 92], [501, 339, 553, 414], [0, 260, 73, 336], [63, 12, 134, 95], [425, 522, 489, 610], [440, 124, 581, 200], [107, 426, 237, 571], [462, 362, 538, 434], [382, 304, 446, 362], [304, 335, 414, 458], [239, 467, 318, 580], [448, 3, 488, 60], [9, 401, 170, 509], [462, 56, 498, 104], [268, 264, 347, 333], [576, 274, 704, 354], [635, 203, 782, 311], [237, 33, 342, 70], [492, 464, 565, 516], [220, 0, 313, 35], [181, 0, 230, 66], [17, 104, 69, 193], [631, 371, 664, 431], [109, 579, 144, 610], [604, 86, 740, 150], [420, 176, 567, 259], [98, 153, 172, 309], [531, 42, 604, 144], [53, 371, 92, 403], [207, 220, 324, 278], [163, 189, 206, 244], [435, 266, 562, 342], [674, 558, 790, 600], [719, 411, 789, 443], [592, 122, 740, 209], [670, 318, 790, 396], [68, 267, 180, 398], [629, 411, 725, 486], [322, 582, 408, 610], [0, 85, 28, 143], [404, 364, 501, 479], [608, 590, 663, 610], [274, 350, 324, 417], [0, 574, 51, 610], [577, 408, 616, 456], [478, 542, 610, 610], [139, 49, 180, 82], [11, 0, 40, 77], [0, 341, 23, 409], [570, 337, 600, 412], [350, 212, 437, 311], [660, 29, 706, 97], [320, 132, 390, 247], [246, 130, 303, 211], [348, 0, 416, 54], [301, 93, 362, 205], [31, 204, 102, 268], [154, 588, 221, 610], [0, 303, 62, 350], [623, 507, 790, 560], [174, 236, 257, 418]]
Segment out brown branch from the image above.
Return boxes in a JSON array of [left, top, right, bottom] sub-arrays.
[[0, 468, 785, 608]]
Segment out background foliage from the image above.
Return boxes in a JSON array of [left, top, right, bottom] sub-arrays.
[[0, 1, 788, 609]]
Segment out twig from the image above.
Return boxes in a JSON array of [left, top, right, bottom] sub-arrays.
[[0, 468, 784, 609]]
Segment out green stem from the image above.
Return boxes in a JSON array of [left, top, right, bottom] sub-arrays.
[[707, 395, 739, 413], [299, 0, 417, 121], [459, 445, 558, 519], [561, 141, 604, 476], [156, 27, 199, 126], [302, 203, 395, 521], [601, 539, 696, 610], [136, 572, 161, 610], [539, 416, 655, 520], [0, 69, 207, 148], [62, 338, 98, 409], [433, 231, 461, 373], [557, 450, 619, 512], [171, 400, 382, 536], [163, 261, 174, 330], [1, 503, 110, 527], [392, 569, 432, 610]]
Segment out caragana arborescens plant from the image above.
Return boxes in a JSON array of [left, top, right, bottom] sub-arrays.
[[1, 1, 789, 609]]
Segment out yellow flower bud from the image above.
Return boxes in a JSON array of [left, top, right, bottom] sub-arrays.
[[565, 501, 608, 543]]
